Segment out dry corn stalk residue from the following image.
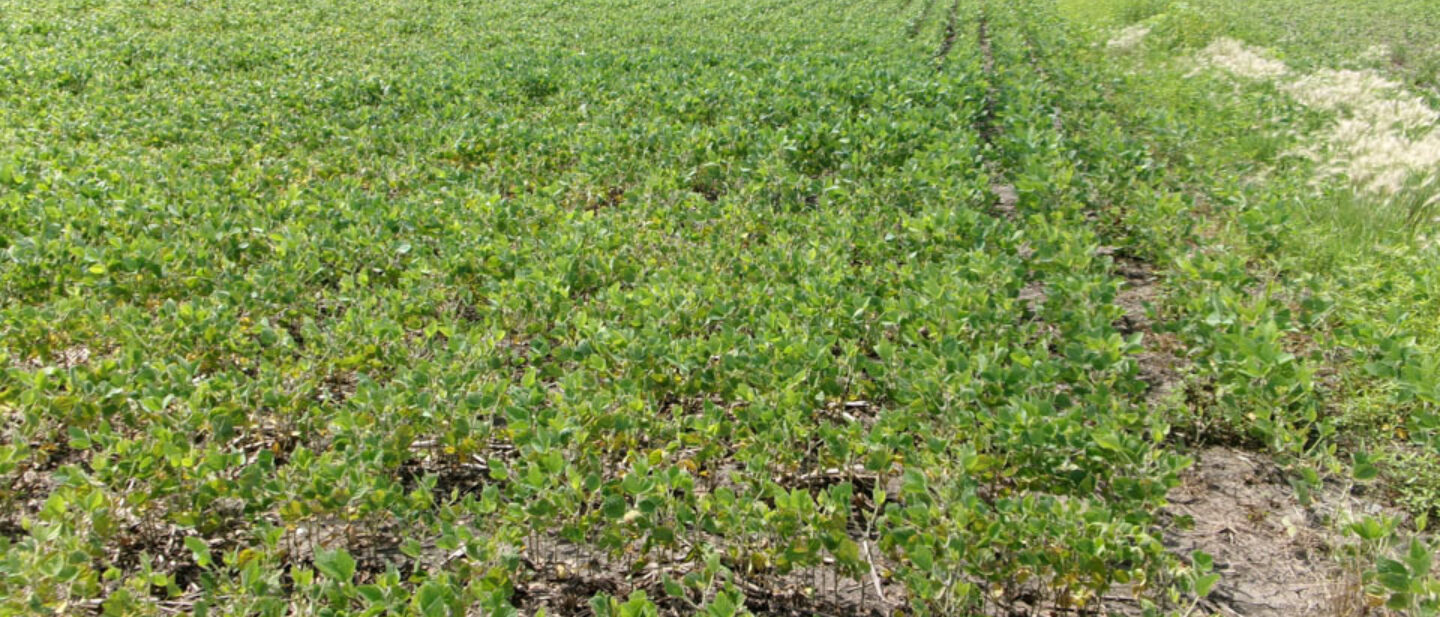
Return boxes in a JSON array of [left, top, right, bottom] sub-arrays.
[[1196, 39, 1440, 196]]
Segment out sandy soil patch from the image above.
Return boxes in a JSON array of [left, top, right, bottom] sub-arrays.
[[1163, 448, 1386, 616]]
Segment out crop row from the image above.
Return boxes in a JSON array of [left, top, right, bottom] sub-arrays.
[[5, 0, 1437, 615]]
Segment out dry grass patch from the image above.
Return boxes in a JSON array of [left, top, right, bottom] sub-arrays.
[[1285, 69, 1440, 195], [1108, 24, 1152, 51], [1195, 38, 1289, 80]]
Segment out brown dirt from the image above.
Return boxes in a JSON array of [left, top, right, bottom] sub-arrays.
[[1112, 259, 1348, 616], [1018, 280, 1046, 317], [1163, 447, 1349, 616], [991, 181, 1019, 218], [738, 563, 901, 617], [11, 344, 93, 370], [509, 535, 902, 617], [1111, 256, 1189, 407], [1113, 256, 1159, 332], [974, 9, 1018, 222], [319, 370, 358, 404], [0, 440, 83, 540], [1107, 257, 1362, 616]]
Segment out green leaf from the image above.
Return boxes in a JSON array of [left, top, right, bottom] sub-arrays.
[[622, 473, 649, 495], [1093, 431, 1123, 453], [314, 548, 356, 583], [704, 590, 737, 617], [356, 584, 386, 603], [602, 494, 627, 519], [1195, 573, 1220, 597], [1405, 539, 1432, 577], [1351, 517, 1386, 541], [910, 545, 934, 570], [184, 536, 212, 568], [1377, 558, 1411, 592], [663, 576, 685, 599], [590, 592, 615, 617], [67, 426, 92, 450], [1352, 452, 1379, 481], [831, 537, 861, 567], [621, 590, 656, 617], [487, 460, 509, 481], [414, 581, 449, 617], [1191, 551, 1214, 572]]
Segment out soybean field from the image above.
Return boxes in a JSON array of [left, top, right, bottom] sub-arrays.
[[2, 0, 1439, 615]]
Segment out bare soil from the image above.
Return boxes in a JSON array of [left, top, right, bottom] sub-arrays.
[[1163, 447, 1353, 617], [1112, 256, 1189, 407]]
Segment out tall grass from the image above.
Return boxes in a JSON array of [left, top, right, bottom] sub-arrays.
[[1301, 177, 1440, 257]]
